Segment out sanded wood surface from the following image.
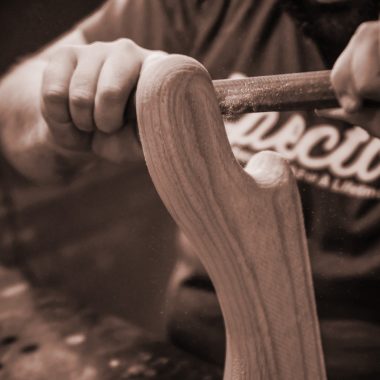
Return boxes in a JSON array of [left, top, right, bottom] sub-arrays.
[[214, 70, 337, 115], [213, 70, 378, 115], [137, 55, 327, 380]]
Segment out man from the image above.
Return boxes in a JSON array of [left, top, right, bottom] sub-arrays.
[[0, 0, 380, 378]]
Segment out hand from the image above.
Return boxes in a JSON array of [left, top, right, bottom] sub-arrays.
[[41, 38, 164, 163], [316, 21, 380, 137]]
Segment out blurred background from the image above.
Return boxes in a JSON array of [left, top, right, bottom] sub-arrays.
[[0, 0, 178, 337]]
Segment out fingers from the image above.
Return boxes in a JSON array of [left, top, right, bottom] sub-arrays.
[[46, 119, 93, 151], [316, 107, 380, 137], [69, 50, 104, 132], [330, 33, 362, 112], [92, 122, 143, 163], [331, 21, 380, 113], [41, 47, 77, 124], [95, 41, 144, 133], [42, 47, 92, 151], [40, 38, 165, 162], [350, 24, 380, 101], [318, 21, 380, 138]]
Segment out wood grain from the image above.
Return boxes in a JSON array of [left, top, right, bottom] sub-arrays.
[[136, 55, 327, 380]]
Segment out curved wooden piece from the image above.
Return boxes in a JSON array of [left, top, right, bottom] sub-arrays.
[[136, 55, 326, 380]]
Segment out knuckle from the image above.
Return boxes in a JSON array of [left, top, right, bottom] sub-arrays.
[[355, 21, 377, 39], [52, 45, 76, 59], [115, 38, 137, 52], [355, 77, 372, 97], [70, 91, 94, 108], [87, 41, 106, 51], [330, 68, 345, 92], [330, 68, 339, 86], [43, 85, 68, 105], [98, 86, 124, 103], [96, 116, 120, 132], [95, 112, 122, 132], [330, 55, 351, 95]]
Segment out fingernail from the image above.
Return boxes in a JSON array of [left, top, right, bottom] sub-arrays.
[[340, 94, 360, 113]]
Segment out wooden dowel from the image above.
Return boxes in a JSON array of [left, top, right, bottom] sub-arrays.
[[136, 54, 326, 380], [214, 70, 338, 115], [214, 70, 379, 115]]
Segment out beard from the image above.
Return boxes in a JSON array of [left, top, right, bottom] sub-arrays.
[[281, 0, 380, 66]]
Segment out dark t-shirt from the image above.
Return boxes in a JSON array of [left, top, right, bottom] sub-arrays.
[[2, 0, 380, 378]]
